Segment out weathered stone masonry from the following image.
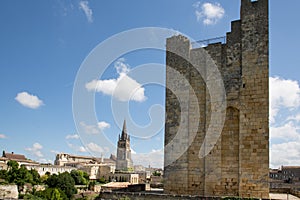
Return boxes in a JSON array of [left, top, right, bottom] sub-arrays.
[[164, 0, 269, 198]]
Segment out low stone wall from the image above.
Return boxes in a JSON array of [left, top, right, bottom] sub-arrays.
[[289, 189, 300, 198], [270, 188, 290, 194], [98, 191, 222, 200], [99, 191, 294, 200], [270, 188, 300, 199], [0, 185, 18, 199], [117, 184, 146, 192]]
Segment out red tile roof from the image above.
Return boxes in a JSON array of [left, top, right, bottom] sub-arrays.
[[4, 153, 26, 160]]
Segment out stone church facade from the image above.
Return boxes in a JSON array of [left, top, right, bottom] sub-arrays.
[[164, 0, 269, 198]]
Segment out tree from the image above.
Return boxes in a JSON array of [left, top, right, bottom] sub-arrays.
[[56, 172, 77, 198], [46, 172, 77, 198], [29, 169, 40, 185], [0, 169, 7, 180], [35, 188, 67, 200], [46, 174, 58, 188], [152, 171, 161, 176], [50, 188, 64, 200], [98, 176, 106, 184], [6, 160, 19, 183], [7, 160, 19, 170], [70, 170, 89, 185], [1, 161, 42, 187]]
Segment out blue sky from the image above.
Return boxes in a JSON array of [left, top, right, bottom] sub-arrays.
[[0, 0, 299, 168]]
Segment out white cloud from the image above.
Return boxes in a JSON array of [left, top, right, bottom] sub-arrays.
[[25, 143, 43, 158], [38, 158, 53, 164], [79, 1, 93, 23], [67, 142, 87, 153], [98, 121, 110, 131], [271, 122, 300, 141], [271, 141, 300, 168], [288, 114, 300, 122], [269, 76, 300, 168], [15, 92, 44, 109], [132, 149, 163, 168], [65, 134, 80, 139], [270, 77, 300, 123], [78, 146, 87, 152], [0, 134, 7, 139], [80, 121, 99, 134], [193, 2, 225, 25], [131, 148, 136, 155], [86, 142, 104, 153], [85, 58, 147, 102], [115, 58, 130, 74]]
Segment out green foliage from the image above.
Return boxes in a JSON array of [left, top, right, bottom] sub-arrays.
[[1, 162, 79, 199], [29, 169, 41, 185], [46, 174, 58, 188], [127, 167, 134, 172], [40, 174, 49, 183], [119, 196, 131, 200], [7, 160, 19, 170], [1, 161, 41, 186], [88, 180, 96, 191], [22, 193, 44, 200], [83, 171, 89, 181], [34, 188, 68, 200], [152, 171, 161, 176], [0, 169, 7, 178], [70, 170, 89, 185], [98, 176, 106, 184], [46, 172, 77, 198]]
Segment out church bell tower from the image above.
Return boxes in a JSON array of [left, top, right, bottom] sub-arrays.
[[116, 120, 133, 171]]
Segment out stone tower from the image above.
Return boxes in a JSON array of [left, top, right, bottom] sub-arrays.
[[164, 0, 269, 198], [116, 120, 133, 171]]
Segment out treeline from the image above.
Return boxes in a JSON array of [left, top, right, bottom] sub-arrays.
[[0, 160, 90, 199]]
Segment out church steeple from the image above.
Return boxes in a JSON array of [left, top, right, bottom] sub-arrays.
[[121, 119, 129, 140], [116, 119, 133, 171]]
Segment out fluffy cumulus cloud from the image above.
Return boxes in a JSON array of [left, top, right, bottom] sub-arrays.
[[67, 142, 87, 153], [65, 134, 80, 139], [271, 122, 300, 141], [79, 1, 93, 23], [86, 142, 104, 153], [269, 76, 300, 168], [0, 134, 7, 139], [15, 92, 43, 109], [193, 2, 225, 25], [98, 121, 110, 131], [270, 76, 300, 123], [78, 146, 87, 152], [25, 143, 43, 158], [85, 58, 146, 102], [80, 121, 99, 134], [271, 141, 300, 167]]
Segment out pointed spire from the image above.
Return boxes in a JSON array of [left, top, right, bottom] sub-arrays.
[[123, 119, 127, 133], [121, 119, 128, 140]]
